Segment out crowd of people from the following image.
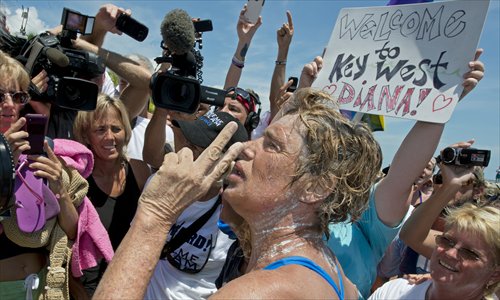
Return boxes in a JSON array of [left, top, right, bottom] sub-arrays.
[[0, 2, 498, 300]]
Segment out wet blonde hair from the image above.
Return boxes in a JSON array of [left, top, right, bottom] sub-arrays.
[[0, 50, 30, 91], [444, 202, 500, 296], [73, 94, 132, 162], [284, 88, 382, 235]]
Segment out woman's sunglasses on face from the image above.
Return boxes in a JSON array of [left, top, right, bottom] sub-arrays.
[[435, 234, 482, 262], [0, 90, 30, 105]]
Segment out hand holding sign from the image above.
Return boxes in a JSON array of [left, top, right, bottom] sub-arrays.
[[460, 48, 484, 100], [313, 0, 490, 123]]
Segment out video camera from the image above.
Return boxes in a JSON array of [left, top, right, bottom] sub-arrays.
[[15, 8, 104, 111], [437, 147, 491, 167], [150, 18, 225, 114]]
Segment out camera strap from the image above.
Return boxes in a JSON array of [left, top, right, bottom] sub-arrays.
[[159, 196, 221, 260]]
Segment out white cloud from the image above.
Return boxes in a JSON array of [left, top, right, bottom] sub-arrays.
[[5, 6, 48, 36]]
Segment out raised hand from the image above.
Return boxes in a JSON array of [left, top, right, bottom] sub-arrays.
[[438, 140, 477, 189], [298, 56, 323, 89], [237, 4, 263, 46], [277, 11, 294, 50], [459, 48, 484, 100], [27, 141, 67, 196], [94, 4, 131, 35], [3, 118, 29, 164]]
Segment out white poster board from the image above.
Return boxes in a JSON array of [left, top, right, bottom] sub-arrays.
[[313, 0, 490, 123]]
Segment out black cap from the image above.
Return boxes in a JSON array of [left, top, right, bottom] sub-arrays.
[[173, 111, 249, 149]]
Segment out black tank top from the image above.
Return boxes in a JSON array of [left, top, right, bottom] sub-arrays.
[[87, 162, 141, 250], [0, 232, 46, 260]]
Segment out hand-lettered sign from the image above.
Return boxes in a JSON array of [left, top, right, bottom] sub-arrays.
[[313, 0, 490, 123]]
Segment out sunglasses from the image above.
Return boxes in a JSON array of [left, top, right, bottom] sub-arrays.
[[0, 90, 30, 105], [435, 234, 482, 262], [226, 87, 259, 110]]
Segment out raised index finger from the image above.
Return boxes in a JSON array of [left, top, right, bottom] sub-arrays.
[[196, 122, 238, 173], [286, 11, 293, 29]]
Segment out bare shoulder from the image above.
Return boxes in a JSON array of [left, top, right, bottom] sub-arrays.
[[212, 265, 345, 299], [128, 158, 152, 191]]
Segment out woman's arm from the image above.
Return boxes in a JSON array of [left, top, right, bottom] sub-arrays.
[[400, 142, 477, 259], [29, 141, 79, 239], [224, 5, 262, 90]]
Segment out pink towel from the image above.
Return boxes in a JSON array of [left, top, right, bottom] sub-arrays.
[[53, 139, 94, 178], [52, 139, 113, 276], [71, 197, 114, 277]]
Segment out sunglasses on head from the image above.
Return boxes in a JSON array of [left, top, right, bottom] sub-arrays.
[[435, 234, 482, 262], [0, 90, 30, 105]]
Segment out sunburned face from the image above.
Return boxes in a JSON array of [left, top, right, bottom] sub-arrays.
[[0, 78, 25, 133], [219, 95, 248, 126], [223, 114, 305, 218], [430, 227, 500, 297], [87, 107, 126, 161]]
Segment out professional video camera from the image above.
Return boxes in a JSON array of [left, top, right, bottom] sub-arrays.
[[0, 134, 15, 215], [15, 8, 105, 111], [150, 17, 225, 114], [437, 147, 491, 167]]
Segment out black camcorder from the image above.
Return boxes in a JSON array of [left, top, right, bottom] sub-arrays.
[[15, 8, 104, 111], [150, 53, 225, 114], [437, 147, 491, 167], [151, 20, 225, 114]]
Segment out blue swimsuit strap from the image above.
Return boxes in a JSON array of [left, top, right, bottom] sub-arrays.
[[263, 256, 344, 300]]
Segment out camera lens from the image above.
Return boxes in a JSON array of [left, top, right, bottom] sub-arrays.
[[441, 147, 456, 164], [162, 80, 196, 103]]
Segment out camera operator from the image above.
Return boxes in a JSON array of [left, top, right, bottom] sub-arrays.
[[72, 4, 152, 120], [143, 8, 210, 169]]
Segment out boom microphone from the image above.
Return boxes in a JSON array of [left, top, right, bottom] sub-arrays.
[[161, 9, 195, 55], [44, 47, 70, 67]]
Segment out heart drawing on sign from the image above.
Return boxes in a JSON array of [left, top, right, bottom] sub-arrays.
[[432, 94, 453, 112], [322, 84, 337, 96]]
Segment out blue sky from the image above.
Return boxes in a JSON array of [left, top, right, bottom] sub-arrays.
[[2, 0, 499, 180]]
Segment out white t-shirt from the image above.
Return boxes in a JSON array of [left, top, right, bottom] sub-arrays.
[[145, 196, 232, 299], [369, 278, 431, 300], [127, 116, 174, 161]]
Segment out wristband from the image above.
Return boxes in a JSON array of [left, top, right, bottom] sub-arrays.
[[275, 60, 286, 65], [232, 56, 245, 69]]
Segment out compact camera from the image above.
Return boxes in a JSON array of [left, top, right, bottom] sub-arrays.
[[438, 147, 491, 167], [116, 13, 149, 42]]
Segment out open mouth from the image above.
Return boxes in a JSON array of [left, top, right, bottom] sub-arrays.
[[232, 161, 244, 178], [103, 145, 116, 150], [439, 260, 458, 272]]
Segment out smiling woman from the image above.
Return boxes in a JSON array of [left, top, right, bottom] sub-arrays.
[[72, 94, 152, 297], [370, 202, 500, 300]]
